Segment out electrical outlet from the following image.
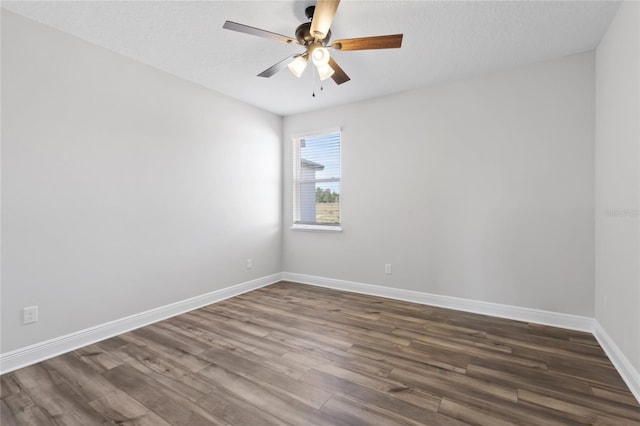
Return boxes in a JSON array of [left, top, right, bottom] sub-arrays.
[[385, 264, 392, 275], [246, 258, 253, 270], [23, 306, 38, 325]]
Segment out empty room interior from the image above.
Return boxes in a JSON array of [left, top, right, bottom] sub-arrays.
[[1, 0, 639, 424]]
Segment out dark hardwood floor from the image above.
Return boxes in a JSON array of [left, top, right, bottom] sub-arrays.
[[2, 281, 639, 425]]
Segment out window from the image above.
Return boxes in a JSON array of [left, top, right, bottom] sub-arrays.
[[292, 130, 341, 230]]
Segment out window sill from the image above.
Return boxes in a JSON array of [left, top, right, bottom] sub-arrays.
[[291, 224, 343, 232]]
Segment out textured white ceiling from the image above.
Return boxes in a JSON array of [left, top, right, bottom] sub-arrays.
[[2, 1, 620, 116]]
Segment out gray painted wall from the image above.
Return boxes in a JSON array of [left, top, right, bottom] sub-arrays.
[[595, 1, 640, 373], [283, 52, 595, 317], [1, 11, 283, 353]]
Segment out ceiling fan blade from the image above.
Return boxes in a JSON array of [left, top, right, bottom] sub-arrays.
[[310, 0, 340, 41], [328, 57, 350, 85], [257, 55, 299, 78], [223, 21, 299, 45], [331, 34, 403, 51]]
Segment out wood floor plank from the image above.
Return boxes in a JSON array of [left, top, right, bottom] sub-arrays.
[[102, 363, 227, 426], [2, 281, 639, 425], [409, 337, 548, 370], [10, 363, 109, 423], [232, 293, 397, 334], [196, 363, 347, 426], [590, 384, 640, 407], [466, 362, 594, 398], [112, 342, 214, 402], [517, 388, 599, 423], [242, 303, 410, 349], [539, 350, 630, 390], [389, 365, 519, 404], [198, 334, 312, 379], [43, 351, 118, 401], [74, 344, 124, 374], [0, 374, 22, 399], [393, 327, 513, 354], [166, 314, 304, 370], [235, 300, 414, 350], [165, 314, 312, 379], [300, 368, 463, 426], [118, 328, 211, 373], [517, 386, 640, 422], [348, 341, 470, 375], [87, 389, 155, 423], [196, 307, 272, 338], [1, 392, 52, 426], [118, 411, 174, 426], [143, 322, 213, 355], [390, 366, 585, 426], [438, 397, 520, 426], [197, 347, 332, 409], [182, 311, 295, 357], [313, 362, 442, 411], [320, 395, 412, 426], [195, 382, 291, 426], [487, 329, 610, 361], [95, 335, 129, 352], [281, 345, 393, 379]]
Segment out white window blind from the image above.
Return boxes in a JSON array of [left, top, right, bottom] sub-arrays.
[[293, 130, 341, 229]]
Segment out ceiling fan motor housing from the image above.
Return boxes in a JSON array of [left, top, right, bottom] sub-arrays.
[[295, 6, 331, 46], [295, 22, 332, 45]]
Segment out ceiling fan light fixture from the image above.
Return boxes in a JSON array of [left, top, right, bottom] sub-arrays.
[[316, 63, 335, 81], [311, 47, 330, 66], [223, 2, 403, 87], [288, 55, 308, 78]]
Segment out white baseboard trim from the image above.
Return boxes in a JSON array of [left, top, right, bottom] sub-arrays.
[[281, 272, 594, 332], [593, 320, 640, 403], [0, 273, 282, 375]]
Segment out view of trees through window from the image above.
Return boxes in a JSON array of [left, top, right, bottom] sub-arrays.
[[316, 187, 340, 203]]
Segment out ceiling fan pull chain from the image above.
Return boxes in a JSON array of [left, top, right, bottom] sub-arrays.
[[312, 64, 316, 97]]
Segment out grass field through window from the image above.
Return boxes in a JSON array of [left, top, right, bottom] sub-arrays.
[[316, 202, 339, 224]]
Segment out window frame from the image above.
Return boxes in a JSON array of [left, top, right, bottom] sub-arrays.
[[291, 128, 342, 232]]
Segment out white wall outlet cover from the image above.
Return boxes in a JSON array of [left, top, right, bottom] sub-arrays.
[[23, 306, 38, 325]]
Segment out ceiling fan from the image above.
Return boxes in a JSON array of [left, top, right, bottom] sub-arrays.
[[223, 0, 403, 86]]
